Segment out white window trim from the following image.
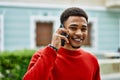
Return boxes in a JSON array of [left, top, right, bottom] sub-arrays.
[[119, 18, 120, 48], [30, 16, 59, 49], [82, 17, 98, 52], [0, 15, 4, 51]]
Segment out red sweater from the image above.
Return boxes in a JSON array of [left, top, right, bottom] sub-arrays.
[[23, 46, 100, 80]]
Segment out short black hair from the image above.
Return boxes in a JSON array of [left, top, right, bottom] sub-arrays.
[[60, 7, 88, 24]]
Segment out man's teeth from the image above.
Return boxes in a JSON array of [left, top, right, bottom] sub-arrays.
[[74, 39, 82, 41]]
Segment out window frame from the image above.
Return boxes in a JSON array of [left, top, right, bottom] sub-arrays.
[[0, 15, 4, 51], [82, 17, 98, 52], [30, 16, 59, 49]]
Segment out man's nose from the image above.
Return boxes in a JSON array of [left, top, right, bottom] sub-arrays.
[[75, 29, 83, 35]]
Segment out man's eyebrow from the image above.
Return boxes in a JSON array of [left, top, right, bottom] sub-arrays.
[[82, 24, 87, 28], [69, 23, 78, 26]]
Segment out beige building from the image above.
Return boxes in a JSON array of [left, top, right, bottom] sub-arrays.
[[0, 0, 120, 8]]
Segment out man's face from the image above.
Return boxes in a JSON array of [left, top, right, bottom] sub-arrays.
[[64, 16, 88, 50]]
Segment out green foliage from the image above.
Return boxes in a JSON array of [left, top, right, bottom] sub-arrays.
[[0, 49, 36, 80]]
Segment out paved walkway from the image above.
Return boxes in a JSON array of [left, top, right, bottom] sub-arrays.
[[101, 73, 120, 80]]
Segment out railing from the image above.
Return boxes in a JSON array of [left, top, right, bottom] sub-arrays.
[[99, 59, 120, 74]]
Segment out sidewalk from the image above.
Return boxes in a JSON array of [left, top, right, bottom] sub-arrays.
[[101, 73, 120, 80]]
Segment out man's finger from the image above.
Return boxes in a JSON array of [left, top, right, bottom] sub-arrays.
[[57, 34, 69, 43], [56, 28, 69, 35]]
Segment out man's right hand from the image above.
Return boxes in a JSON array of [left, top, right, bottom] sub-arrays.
[[51, 28, 69, 50]]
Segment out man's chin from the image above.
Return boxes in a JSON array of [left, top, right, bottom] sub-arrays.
[[71, 45, 81, 49]]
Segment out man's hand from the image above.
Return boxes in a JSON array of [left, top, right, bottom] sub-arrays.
[[51, 28, 69, 49]]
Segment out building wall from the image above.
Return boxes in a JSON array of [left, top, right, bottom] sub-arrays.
[[0, 3, 120, 53], [87, 10, 120, 52], [0, 0, 105, 7]]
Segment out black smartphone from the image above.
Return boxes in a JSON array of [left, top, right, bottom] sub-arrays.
[[60, 24, 69, 46]]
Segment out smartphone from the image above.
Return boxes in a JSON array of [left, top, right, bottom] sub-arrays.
[[60, 24, 69, 46]]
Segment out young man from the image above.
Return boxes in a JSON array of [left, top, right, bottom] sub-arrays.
[[23, 7, 101, 80]]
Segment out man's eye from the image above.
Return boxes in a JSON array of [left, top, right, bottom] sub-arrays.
[[70, 27, 77, 30], [81, 28, 87, 31]]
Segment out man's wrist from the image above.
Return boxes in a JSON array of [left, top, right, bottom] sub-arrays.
[[48, 44, 58, 52]]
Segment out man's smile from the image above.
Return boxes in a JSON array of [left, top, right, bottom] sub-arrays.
[[71, 36, 84, 43]]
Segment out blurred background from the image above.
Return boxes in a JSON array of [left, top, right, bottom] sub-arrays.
[[0, 0, 120, 80]]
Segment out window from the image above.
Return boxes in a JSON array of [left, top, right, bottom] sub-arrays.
[[35, 22, 53, 46], [82, 22, 92, 46], [0, 15, 4, 51], [30, 16, 58, 49]]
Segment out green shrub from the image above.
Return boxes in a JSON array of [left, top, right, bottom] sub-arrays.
[[0, 49, 36, 80]]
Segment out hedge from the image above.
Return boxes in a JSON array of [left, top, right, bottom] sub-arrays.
[[0, 49, 36, 80]]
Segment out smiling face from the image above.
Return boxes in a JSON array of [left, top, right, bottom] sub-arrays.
[[64, 16, 88, 50]]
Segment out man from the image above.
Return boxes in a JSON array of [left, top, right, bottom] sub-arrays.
[[23, 7, 101, 80]]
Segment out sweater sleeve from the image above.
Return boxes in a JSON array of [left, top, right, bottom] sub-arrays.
[[93, 58, 101, 80], [23, 46, 57, 80], [94, 66, 101, 80]]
